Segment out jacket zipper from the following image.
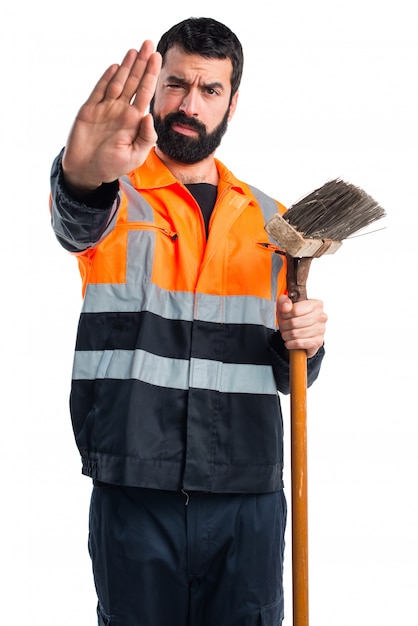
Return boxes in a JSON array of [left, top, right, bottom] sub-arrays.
[[256, 241, 285, 255], [115, 221, 178, 241]]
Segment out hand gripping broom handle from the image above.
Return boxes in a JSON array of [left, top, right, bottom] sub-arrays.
[[286, 254, 313, 626]]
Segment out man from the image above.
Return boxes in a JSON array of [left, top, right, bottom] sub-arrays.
[[50, 17, 327, 626]]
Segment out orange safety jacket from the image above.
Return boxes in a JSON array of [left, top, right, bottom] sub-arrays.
[[50, 148, 324, 493]]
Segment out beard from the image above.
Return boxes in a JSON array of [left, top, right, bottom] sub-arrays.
[[150, 106, 229, 164]]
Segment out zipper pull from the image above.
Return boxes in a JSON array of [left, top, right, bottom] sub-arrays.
[[257, 242, 285, 255]]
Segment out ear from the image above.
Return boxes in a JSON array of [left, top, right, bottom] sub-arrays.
[[227, 90, 239, 122]]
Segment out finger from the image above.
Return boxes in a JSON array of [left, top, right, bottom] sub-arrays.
[[113, 41, 157, 102], [282, 312, 327, 336], [82, 43, 160, 108], [283, 299, 324, 323], [284, 336, 324, 358], [104, 49, 141, 100], [282, 320, 325, 341], [130, 50, 162, 114], [84, 63, 121, 106]]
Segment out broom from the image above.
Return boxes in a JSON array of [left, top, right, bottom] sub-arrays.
[[265, 178, 386, 626]]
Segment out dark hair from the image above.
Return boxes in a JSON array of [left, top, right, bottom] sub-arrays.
[[157, 17, 244, 98]]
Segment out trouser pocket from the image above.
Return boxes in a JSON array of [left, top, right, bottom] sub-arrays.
[[259, 598, 284, 625], [97, 602, 119, 625]]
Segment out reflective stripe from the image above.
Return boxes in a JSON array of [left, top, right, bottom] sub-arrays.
[[249, 184, 282, 224], [249, 184, 285, 300], [82, 283, 195, 319], [194, 293, 276, 328], [81, 283, 276, 328], [126, 230, 155, 285], [73, 349, 190, 390], [120, 176, 155, 222], [72, 350, 277, 395], [189, 358, 277, 395]]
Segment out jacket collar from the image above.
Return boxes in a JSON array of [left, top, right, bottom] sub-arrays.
[[128, 148, 246, 195]]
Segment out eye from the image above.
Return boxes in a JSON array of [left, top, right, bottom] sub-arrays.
[[202, 83, 225, 97]]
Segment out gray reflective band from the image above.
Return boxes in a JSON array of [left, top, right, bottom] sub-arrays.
[[195, 292, 276, 328], [189, 358, 277, 395], [120, 176, 155, 222], [249, 185, 284, 298], [126, 230, 155, 285], [73, 349, 190, 390], [248, 185, 280, 224], [72, 350, 277, 395], [82, 284, 276, 328], [82, 283, 195, 319]]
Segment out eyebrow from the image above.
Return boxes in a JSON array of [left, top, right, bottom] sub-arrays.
[[165, 75, 225, 91]]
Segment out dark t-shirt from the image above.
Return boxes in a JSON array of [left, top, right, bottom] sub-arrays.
[[185, 183, 218, 237]]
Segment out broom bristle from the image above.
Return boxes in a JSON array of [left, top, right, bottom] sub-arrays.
[[283, 179, 386, 241]]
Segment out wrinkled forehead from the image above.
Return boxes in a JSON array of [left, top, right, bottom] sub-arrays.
[[160, 45, 233, 89]]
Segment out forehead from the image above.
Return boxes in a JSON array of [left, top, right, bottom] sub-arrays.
[[160, 45, 233, 88]]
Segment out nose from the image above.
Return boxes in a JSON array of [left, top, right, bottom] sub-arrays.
[[179, 89, 199, 117]]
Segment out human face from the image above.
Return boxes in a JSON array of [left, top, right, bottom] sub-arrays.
[[150, 46, 238, 164]]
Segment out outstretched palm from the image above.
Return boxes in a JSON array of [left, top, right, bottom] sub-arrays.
[[62, 40, 162, 191]]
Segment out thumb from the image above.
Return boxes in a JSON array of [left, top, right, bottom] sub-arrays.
[[277, 294, 293, 315], [137, 113, 158, 146]]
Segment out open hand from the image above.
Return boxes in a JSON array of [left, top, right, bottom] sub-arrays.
[[62, 40, 162, 193]]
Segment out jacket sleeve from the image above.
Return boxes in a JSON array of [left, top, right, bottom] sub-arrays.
[[50, 149, 120, 253], [269, 331, 325, 395]]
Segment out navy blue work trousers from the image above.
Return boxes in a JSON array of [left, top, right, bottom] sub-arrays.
[[88, 483, 287, 625]]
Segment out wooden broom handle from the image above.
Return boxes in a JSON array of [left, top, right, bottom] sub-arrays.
[[290, 348, 309, 626], [286, 254, 312, 626]]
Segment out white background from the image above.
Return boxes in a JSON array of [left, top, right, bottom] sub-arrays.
[[2, 1, 417, 624]]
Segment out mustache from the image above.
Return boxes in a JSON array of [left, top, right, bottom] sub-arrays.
[[163, 111, 207, 135]]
